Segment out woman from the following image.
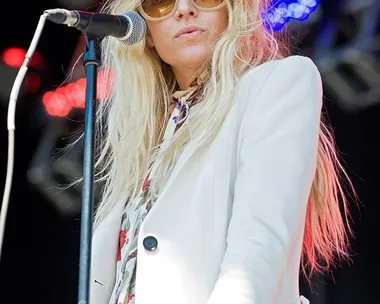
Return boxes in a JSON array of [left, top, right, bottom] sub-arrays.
[[89, 0, 353, 303]]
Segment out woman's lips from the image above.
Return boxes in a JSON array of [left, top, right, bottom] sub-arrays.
[[176, 30, 204, 39]]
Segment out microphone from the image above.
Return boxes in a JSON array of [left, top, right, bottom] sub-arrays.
[[44, 9, 146, 45]]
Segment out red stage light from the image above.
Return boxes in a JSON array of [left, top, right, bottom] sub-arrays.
[[25, 73, 42, 93], [2, 47, 26, 68], [2, 47, 45, 69], [41, 70, 112, 117], [42, 90, 72, 117]]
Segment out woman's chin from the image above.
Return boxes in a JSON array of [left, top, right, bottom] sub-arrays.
[[175, 49, 211, 67]]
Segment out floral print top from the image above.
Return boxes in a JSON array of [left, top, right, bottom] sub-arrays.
[[108, 68, 210, 304], [108, 175, 153, 304]]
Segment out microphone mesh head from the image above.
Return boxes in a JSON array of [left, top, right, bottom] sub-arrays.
[[120, 11, 147, 45]]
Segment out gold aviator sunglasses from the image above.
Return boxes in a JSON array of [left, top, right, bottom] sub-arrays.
[[138, 0, 226, 21]]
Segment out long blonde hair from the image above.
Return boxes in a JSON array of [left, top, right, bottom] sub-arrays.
[[92, 0, 355, 280]]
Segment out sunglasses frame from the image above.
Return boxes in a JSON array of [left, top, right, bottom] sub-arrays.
[[138, 0, 226, 21]]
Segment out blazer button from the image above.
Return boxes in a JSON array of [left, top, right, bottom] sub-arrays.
[[143, 236, 158, 251]]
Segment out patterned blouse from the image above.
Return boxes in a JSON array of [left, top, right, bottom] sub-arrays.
[[108, 69, 210, 304]]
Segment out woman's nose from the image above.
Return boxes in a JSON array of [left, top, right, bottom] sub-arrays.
[[174, 0, 199, 20]]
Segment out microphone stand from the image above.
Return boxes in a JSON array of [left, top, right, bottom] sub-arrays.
[[43, 9, 146, 303], [77, 32, 100, 304]]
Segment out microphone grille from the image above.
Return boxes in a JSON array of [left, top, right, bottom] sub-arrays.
[[120, 11, 147, 45]]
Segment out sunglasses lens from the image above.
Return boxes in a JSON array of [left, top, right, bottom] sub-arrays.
[[141, 0, 225, 18], [193, 0, 224, 8], [141, 0, 176, 18]]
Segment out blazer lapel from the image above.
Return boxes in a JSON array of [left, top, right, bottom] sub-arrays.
[[90, 199, 125, 304], [158, 139, 198, 198]]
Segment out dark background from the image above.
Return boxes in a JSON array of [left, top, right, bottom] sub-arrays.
[[0, 0, 379, 303]]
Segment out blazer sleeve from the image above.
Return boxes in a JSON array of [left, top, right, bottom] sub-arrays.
[[207, 56, 323, 304]]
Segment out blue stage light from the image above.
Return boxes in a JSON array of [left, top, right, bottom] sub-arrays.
[[263, 0, 320, 32]]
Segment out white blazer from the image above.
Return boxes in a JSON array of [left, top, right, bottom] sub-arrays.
[[90, 55, 322, 304]]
